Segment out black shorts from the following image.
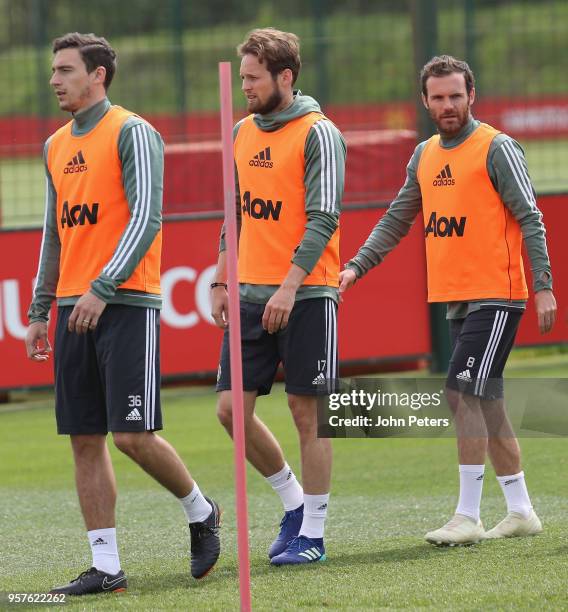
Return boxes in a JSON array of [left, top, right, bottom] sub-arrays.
[[54, 305, 162, 435], [216, 298, 338, 396], [446, 306, 523, 400]]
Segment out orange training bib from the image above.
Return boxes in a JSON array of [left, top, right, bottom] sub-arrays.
[[417, 123, 527, 302], [234, 113, 340, 286]]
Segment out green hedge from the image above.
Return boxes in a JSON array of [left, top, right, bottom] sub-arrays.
[[0, 1, 566, 116]]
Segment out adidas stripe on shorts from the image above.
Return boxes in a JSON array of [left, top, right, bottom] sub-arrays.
[[446, 306, 523, 400], [216, 297, 338, 397], [54, 305, 162, 434]]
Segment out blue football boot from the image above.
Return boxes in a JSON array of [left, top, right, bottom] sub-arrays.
[[270, 535, 326, 565], [268, 504, 304, 559]]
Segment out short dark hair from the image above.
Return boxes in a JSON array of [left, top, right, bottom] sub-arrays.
[[420, 55, 475, 96], [52, 32, 117, 90], [238, 28, 301, 85]]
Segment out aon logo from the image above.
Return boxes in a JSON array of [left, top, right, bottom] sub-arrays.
[[60, 201, 99, 228], [242, 191, 282, 221], [425, 211, 466, 237]]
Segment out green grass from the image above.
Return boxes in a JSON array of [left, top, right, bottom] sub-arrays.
[[1, 351, 567, 609], [0, 156, 46, 227], [2, 138, 568, 228], [524, 138, 568, 194]]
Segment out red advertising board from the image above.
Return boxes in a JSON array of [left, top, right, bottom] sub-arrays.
[[515, 195, 568, 345], [0, 198, 566, 391], [3, 96, 568, 158], [162, 130, 417, 214]]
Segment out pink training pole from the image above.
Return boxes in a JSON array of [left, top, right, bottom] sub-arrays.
[[219, 61, 252, 612]]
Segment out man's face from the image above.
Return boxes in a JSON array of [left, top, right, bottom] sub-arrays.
[[240, 53, 284, 115], [422, 72, 475, 137], [50, 48, 103, 113]]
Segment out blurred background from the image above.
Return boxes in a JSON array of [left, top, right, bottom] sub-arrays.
[[1, 0, 566, 390], [1, 0, 567, 226]]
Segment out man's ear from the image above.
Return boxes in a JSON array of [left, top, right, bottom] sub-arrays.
[[92, 66, 107, 86], [421, 92, 429, 110], [280, 68, 294, 88]]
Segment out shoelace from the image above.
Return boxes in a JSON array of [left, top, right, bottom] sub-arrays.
[[72, 567, 98, 583], [190, 521, 219, 541], [189, 523, 209, 539], [287, 535, 313, 552]]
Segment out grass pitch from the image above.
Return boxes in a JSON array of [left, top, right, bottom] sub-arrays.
[[1, 353, 567, 610]]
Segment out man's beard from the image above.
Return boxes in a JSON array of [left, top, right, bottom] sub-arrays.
[[249, 85, 283, 115], [431, 104, 471, 137]]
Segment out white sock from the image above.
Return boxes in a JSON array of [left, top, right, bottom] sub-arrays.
[[180, 482, 212, 523], [299, 493, 329, 539], [496, 471, 532, 518], [455, 464, 485, 521], [265, 463, 303, 511], [88, 528, 120, 575]]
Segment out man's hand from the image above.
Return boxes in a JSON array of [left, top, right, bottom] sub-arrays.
[[339, 268, 357, 297], [211, 286, 229, 329], [262, 286, 296, 334], [534, 289, 557, 334], [25, 321, 51, 362], [68, 291, 106, 335]]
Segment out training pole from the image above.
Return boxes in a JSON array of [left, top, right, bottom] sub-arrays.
[[219, 61, 252, 612]]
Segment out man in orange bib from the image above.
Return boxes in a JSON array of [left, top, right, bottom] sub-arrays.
[[24, 33, 220, 594], [340, 55, 556, 546], [211, 28, 346, 565]]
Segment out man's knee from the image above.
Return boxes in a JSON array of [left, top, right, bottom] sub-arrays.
[[481, 397, 506, 419], [445, 387, 482, 414], [445, 387, 461, 414], [70, 434, 106, 459], [217, 393, 233, 430], [217, 391, 257, 432], [112, 431, 149, 457], [288, 394, 318, 436], [482, 398, 515, 438]]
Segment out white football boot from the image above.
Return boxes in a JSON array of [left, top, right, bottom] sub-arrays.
[[484, 510, 543, 539], [425, 513, 485, 546]]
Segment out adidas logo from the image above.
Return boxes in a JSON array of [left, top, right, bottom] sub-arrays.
[[92, 537, 107, 546], [312, 372, 327, 385], [298, 547, 323, 561], [249, 146, 273, 168], [503, 479, 518, 486], [476, 474, 484, 481], [316, 503, 328, 511], [126, 407, 143, 421], [432, 163, 455, 186], [64, 150, 88, 174], [456, 369, 472, 382], [286, 471, 292, 481]]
